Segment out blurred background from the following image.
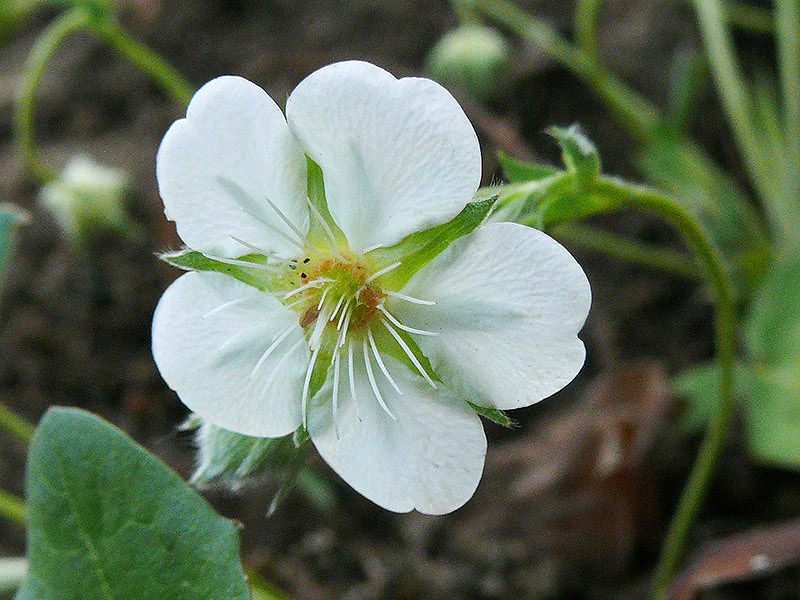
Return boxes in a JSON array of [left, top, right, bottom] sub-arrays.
[[1, 1, 799, 599]]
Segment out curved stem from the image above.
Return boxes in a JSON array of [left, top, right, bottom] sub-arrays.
[[0, 401, 35, 444], [574, 0, 602, 60], [466, 0, 660, 141], [86, 17, 194, 109], [591, 177, 736, 600], [773, 0, 800, 152], [13, 7, 92, 182], [553, 221, 702, 280], [0, 490, 27, 526], [13, 7, 195, 183]]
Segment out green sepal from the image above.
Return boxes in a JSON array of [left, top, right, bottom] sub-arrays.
[[497, 150, 558, 182], [17, 407, 250, 600], [467, 402, 515, 427], [546, 124, 601, 183], [160, 248, 280, 291], [306, 156, 345, 245], [189, 418, 300, 485], [367, 196, 496, 288]]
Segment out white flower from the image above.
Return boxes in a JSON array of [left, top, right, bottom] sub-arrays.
[[152, 61, 591, 514]]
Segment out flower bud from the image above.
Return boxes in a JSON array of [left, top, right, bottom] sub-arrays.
[[426, 25, 511, 100], [39, 155, 131, 243]]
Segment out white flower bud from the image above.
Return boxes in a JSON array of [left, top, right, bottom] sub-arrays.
[[426, 25, 511, 100], [39, 155, 131, 242]]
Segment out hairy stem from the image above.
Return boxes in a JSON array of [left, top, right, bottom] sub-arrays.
[[13, 7, 92, 182], [592, 177, 736, 600], [0, 401, 35, 444]]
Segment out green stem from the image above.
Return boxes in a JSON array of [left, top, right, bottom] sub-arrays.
[[467, 0, 660, 141], [0, 401, 35, 444], [247, 572, 295, 600], [553, 222, 702, 279], [13, 7, 195, 183], [0, 490, 27, 526], [86, 16, 194, 109], [591, 177, 736, 600], [680, 0, 774, 33], [692, 0, 797, 242], [574, 0, 602, 60], [13, 7, 92, 182], [773, 0, 800, 152]]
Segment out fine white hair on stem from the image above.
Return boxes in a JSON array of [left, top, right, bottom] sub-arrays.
[[362, 335, 397, 421], [380, 317, 438, 389]]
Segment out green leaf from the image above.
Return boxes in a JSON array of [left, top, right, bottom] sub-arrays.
[[497, 151, 558, 182], [673, 361, 754, 432], [160, 248, 279, 291], [744, 250, 800, 364], [17, 407, 250, 600], [366, 196, 496, 288], [546, 125, 601, 183], [466, 402, 514, 427], [745, 362, 800, 469], [0, 203, 30, 288], [666, 49, 708, 134]]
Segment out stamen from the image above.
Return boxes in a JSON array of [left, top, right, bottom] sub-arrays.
[[201, 253, 280, 272], [251, 338, 304, 402], [330, 294, 346, 322], [240, 207, 306, 250], [362, 335, 398, 421], [317, 286, 331, 310], [384, 290, 436, 305], [380, 317, 438, 389], [361, 243, 382, 253], [338, 303, 353, 347], [331, 352, 341, 439], [377, 305, 440, 336], [337, 299, 352, 331], [201, 296, 254, 319], [283, 278, 332, 300], [249, 325, 294, 379], [367, 327, 402, 394], [228, 236, 293, 266], [263, 195, 310, 245], [347, 340, 361, 420], [304, 198, 344, 257], [309, 302, 333, 351], [364, 261, 401, 284], [301, 345, 321, 428], [218, 316, 271, 353]]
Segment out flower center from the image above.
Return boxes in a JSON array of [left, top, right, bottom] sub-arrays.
[[280, 251, 394, 352]]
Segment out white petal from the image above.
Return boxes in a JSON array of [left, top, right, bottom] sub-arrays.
[[157, 76, 308, 258], [308, 351, 486, 514], [285, 61, 481, 252], [393, 222, 591, 410], [152, 271, 308, 437]]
